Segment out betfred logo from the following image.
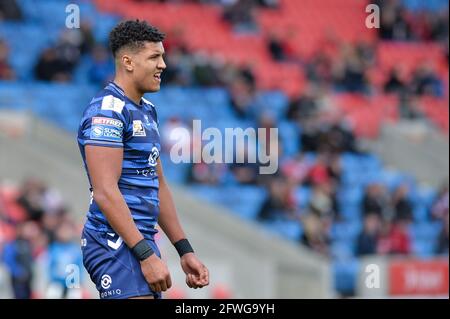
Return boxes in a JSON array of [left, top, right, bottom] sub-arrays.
[[389, 259, 449, 296], [92, 117, 123, 128]]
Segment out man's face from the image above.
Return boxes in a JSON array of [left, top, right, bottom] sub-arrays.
[[130, 41, 166, 93]]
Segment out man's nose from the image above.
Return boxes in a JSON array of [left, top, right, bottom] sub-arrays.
[[158, 58, 166, 70]]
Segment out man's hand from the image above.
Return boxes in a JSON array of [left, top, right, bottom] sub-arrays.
[[180, 253, 209, 289], [140, 254, 172, 292]]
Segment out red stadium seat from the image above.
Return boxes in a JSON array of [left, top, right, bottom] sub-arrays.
[[93, 0, 447, 131]]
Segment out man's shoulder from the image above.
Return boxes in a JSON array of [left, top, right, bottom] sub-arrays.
[[90, 89, 126, 110], [82, 89, 128, 118]]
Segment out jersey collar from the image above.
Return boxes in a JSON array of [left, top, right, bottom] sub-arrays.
[[106, 81, 125, 97]]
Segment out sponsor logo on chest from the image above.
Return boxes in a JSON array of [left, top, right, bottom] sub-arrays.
[[132, 120, 146, 137]]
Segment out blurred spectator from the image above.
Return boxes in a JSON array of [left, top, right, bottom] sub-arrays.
[[0, 0, 22, 21], [280, 153, 311, 185], [324, 121, 358, 154], [41, 208, 68, 244], [228, 76, 256, 119], [362, 184, 390, 220], [309, 181, 339, 221], [392, 184, 413, 222], [266, 33, 288, 61], [306, 154, 336, 186], [162, 46, 193, 85], [287, 87, 319, 122], [299, 213, 331, 256], [34, 48, 73, 82], [258, 178, 298, 221], [192, 53, 223, 86], [229, 161, 259, 185], [2, 222, 39, 299], [327, 154, 342, 185], [377, 219, 411, 255], [410, 63, 442, 96], [0, 39, 15, 80], [34, 30, 82, 82], [78, 21, 95, 55], [356, 213, 381, 256], [436, 211, 449, 255], [238, 64, 256, 91], [16, 178, 47, 223], [1, 180, 82, 299], [355, 41, 376, 69], [384, 67, 407, 94], [432, 183, 449, 221], [398, 92, 425, 120], [332, 44, 369, 93], [306, 50, 335, 87], [256, 0, 279, 8], [378, 2, 412, 40], [16, 178, 64, 224], [222, 0, 259, 33], [299, 119, 322, 153]]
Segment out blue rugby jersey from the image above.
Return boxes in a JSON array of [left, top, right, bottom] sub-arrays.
[[77, 82, 161, 238]]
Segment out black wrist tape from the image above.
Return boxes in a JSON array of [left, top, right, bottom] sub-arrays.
[[131, 239, 154, 261], [174, 239, 194, 257]]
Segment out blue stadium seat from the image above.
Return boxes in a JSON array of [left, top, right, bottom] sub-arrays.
[[262, 219, 303, 241], [331, 239, 356, 260], [330, 221, 362, 242], [402, 0, 448, 11], [411, 239, 437, 258], [338, 187, 364, 207], [409, 221, 442, 241], [339, 204, 361, 221], [332, 258, 360, 296], [278, 120, 300, 157], [254, 90, 289, 121], [294, 186, 311, 209], [189, 185, 267, 220], [220, 185, 267, 220], [92, 13, 121, 42], [378, 169, 410, 191]]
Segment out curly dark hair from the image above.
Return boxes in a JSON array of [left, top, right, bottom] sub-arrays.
[[109, 19, 165, 57]]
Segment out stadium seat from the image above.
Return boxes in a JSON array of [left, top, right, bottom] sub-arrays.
[[332, 258, 360, 296], [262, 219, 303, 242]]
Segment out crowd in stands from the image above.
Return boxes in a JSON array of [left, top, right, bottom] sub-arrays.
[[0, 178, 82, 299]]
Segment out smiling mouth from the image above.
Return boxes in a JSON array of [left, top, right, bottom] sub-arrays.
[[154, 73, 162, 82]]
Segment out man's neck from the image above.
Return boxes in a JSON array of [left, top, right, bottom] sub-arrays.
[[113, 77, 143, 105]]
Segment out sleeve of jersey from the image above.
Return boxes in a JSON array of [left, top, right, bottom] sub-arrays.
[[80, 95, 127, 148]]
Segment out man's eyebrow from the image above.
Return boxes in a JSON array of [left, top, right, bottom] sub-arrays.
[[149, 51, 165, 57]]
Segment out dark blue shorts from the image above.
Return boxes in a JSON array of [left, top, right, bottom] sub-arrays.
[[81, 226, 162, 299]]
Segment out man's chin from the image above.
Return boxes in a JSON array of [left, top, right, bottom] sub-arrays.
[[146, 85, 161, 93]]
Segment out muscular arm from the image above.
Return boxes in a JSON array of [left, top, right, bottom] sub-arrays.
[[86, 145, 172, 293], [156, 158, 186, 244], [156, 158, 209, 289], [85, 145, 143, 247]]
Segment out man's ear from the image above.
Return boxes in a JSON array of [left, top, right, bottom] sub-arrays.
[[121, 54, 133, 72]]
